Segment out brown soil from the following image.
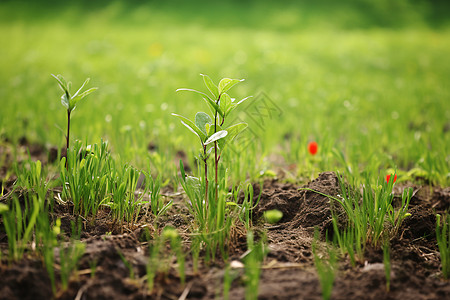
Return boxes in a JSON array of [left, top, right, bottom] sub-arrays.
[[1, 138, 449, 299]]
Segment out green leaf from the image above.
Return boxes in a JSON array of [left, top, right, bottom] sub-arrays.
[[202, 97, 224, 118], [176, 88, 212, 101], [185, 176, 201, 192], [70, 87, 98, 111], [172, 113, 206, 142], [200, 74, 218, 99], [220, 93, 232, 116], [52, 74, 68, 92], [179, 160, 186, 182], [195, 112, 212, 136], [204, 130, 228, 145], [226, 96, 252, 115], [218, 78, 244, 95], [218, 122, 248, 150], [0, 203, 8, 214], [61, 93, 69, 110], [234, 95, 252, 108], [72, 78, 90, 99]]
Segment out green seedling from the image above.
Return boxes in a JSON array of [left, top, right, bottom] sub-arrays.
[[59, 241, 85, 291], [162, 227, 185, 285], [231, 182, 262, 230], [174, 74, 251, 263], [173, 74, 249, 206], [1, 195, 39, 262], [13, 159, 49, 201], [143, 167, 172, 219], [146, 227, 185, 293], [243, 231, 268, 300], [302, 172, 411, 265], [117, 249, 135, 279], [436, 214, 450, 279], [60, 140, 111, 218], [312, 229, 337, 300], [52, 74, 97, 168], [37, 212, 59, 295], [383, 240, 391, 291]]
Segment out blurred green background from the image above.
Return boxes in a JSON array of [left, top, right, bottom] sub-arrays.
[[0, 0, 449, 184]]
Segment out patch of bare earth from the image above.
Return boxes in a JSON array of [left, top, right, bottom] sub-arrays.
[[1, 166, 450, 299]]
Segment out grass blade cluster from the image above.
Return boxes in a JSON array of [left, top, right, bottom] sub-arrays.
[[436, 214, 450, 279], [312, 230, 337, 300]]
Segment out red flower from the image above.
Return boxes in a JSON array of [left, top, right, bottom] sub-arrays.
[[308, 141, 318, 155], [386, 174, 397, 183]]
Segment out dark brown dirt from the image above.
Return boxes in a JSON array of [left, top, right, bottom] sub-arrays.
[[1, 166, 450, 299]]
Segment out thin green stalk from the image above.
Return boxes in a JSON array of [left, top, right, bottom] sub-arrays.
[[66, 109, 70, 170], [383, 241, 391, 292], [436, 214, 450, 279]]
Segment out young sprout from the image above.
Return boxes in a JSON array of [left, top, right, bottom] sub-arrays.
[[308, 141, 318, 155], [173, 74, 250, 205], [52, 74, 97, 168]]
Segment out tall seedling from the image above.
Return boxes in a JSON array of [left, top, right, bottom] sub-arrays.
[[52, 74, 97, 169], [173, 74, 250, 211]]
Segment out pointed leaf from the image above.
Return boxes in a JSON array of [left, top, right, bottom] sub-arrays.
[[70, 87, 98, 110], [218, 78, 244, 95], [226, 96, 252, 115], [52, 74, 68, 92], [176, 88, 212, 101], [218, 122, 248, 150], [204, 130, 228, 145], [172, 113, 206, 142], [202, 97, 224, 118], [179, 160, 186, 182], [235, 95, 252, 106], [220, 92, 232, 116], [200, 74, 218, 99], [195, 112, 212, 136], [77, 87, 98, 100], [72, 78, 90, 99], [61, 93, 69, 110]]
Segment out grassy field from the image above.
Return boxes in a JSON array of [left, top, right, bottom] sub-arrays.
[[1, 1, 449, 186], [0, 1, 449, 298]]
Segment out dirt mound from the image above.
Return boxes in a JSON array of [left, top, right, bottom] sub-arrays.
[[0, 259, 53, 300], [253, 172, 339, 229], [2, 171, 450, 299]]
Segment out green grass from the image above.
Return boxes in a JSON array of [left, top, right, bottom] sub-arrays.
[[1, 1, 449, 297], [1, 1, 449, 186]]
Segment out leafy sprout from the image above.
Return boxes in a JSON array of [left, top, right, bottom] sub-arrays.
[[52, 74, 97, 169]]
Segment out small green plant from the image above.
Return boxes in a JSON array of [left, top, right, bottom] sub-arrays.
[[13, 159, 49, 201], [59, 241, 85, 291], [52, 74, 97, 168], [117, 249, 135, 280], [143, 168, 172, 219], [37, 213, 60, 295], [60, 140, 111, 218], [312, 230, 337, 300], [436, 214, 450, 279], [303, 172, 412, 265], [146, 227, 185, 293], [173, 74, 249, 206], [383, 240, 391, 291], [173, 74, 251, 261], [162, 226, 185, 285], [243, 231, 267, 300], [0, 195, 39, 262]]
